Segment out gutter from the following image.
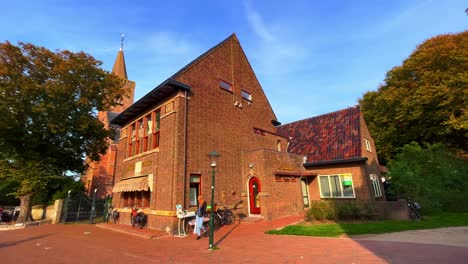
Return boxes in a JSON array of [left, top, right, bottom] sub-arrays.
[[304, 157, 368, 167]]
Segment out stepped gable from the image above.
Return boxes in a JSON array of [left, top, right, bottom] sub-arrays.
[[277, 106, 362, 162]]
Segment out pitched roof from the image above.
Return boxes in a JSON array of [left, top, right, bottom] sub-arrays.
[[111, 33, 276, 127], [110, 35, 239, 127], [112, 50, 128, 79], [277, 106, 362, 162]]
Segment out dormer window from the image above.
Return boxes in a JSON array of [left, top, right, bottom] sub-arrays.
[[219, 80, 232, 92], [241, 90, 252, 101]]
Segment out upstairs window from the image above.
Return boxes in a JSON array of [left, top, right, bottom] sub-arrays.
[[364, 138, 372, 152], [241, 90, 252, 101], [219, 80, 232, 92], [126, 108, 161, 158]]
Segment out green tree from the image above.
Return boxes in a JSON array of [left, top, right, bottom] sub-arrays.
[[0, 42, 127, 223], [31, 174, 85, 206], [360, 31, 467, 163], [388, 142, 468, 212]]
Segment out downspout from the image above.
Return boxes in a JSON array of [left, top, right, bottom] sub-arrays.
[[183, 90, 188, 208]]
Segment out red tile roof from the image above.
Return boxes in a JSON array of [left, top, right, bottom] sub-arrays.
[[277, 106, 362, 162]]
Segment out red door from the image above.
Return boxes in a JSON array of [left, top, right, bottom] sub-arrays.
[[249, 177, 261, 214]]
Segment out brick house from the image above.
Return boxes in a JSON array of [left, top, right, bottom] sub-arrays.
[[276, 106, 386, 204], [109, 34, 385, 231], [82, 43, 135, 198]]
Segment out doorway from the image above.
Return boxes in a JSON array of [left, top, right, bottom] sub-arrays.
[[248, 177, 261, 214]]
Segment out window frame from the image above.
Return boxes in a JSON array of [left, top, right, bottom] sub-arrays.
[[318, 174, 356, 198], [189, 175, 201, 207], [370, 174, 382, 197], [364, 138, 372, 152], [126, 109, 161, 158], [219, 79, 233, 92], [122, 191, 151, 208], [241, 89, 252, 102]]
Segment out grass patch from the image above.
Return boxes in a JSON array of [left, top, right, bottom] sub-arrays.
[[266, 212, 468, 237]]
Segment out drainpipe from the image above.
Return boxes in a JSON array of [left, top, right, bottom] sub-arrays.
[[183, 90, 188, 208]]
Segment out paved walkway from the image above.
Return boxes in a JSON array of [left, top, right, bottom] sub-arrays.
[[1, 216, 467, 263]]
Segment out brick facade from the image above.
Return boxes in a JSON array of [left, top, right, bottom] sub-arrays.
[[109, 34, 386, 232]]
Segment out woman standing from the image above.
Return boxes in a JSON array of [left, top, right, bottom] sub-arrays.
[[195, 195, 207, 240]]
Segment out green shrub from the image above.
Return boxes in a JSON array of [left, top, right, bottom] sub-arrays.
[[361, 202, 378, 220], [336, 202, 362, 220], [306, 201, 336, 221]]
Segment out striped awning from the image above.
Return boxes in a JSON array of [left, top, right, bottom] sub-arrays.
[[112, 176, 149, 193]]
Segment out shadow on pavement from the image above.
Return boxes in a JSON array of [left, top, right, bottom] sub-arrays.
[[0, 234, 51, 249], [214, 223, 241, 247]]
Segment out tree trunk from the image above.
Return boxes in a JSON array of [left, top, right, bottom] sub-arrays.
[[17, 193, 33, 223]]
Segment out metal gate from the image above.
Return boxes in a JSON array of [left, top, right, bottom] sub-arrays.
[[61, 191, 111, 224]]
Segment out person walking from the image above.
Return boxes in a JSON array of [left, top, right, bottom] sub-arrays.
[[194, 196, 207, 240]]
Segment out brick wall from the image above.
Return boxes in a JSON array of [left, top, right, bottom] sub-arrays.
[[305, 162, 373, 201], [242, 149, 306, 220]]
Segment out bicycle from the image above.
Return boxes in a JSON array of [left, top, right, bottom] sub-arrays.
[[406, 197, 421, 221], [130, 207, 147, 229], [104, 206, 120, 224], [213, 205, 235, 227]]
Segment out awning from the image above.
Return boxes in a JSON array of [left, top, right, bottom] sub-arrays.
[[112, 176, 149, 193]]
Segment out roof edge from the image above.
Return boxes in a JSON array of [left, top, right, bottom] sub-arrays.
[[304, 157, 368, 167]]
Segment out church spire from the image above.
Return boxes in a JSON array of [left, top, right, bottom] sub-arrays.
[[112, 33, 128, 80]]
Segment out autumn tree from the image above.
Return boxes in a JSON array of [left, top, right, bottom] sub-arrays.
[[0, 42, 127, 223], [360, 31, 467, 163]]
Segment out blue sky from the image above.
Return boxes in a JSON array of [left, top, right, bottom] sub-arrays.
[[1, 0, 466, 124]]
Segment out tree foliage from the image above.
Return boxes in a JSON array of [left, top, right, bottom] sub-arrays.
[[387, 142, 468, 212], [0, 41, 127, 222], [360, 31, 467, 163], [31, 175, 85, 206]]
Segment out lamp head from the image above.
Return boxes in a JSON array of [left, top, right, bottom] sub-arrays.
[[207, 150, 221, 168]]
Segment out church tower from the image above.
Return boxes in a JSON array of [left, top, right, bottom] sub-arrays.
[[83, 34, 135, 198]]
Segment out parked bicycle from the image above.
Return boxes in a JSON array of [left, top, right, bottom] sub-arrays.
[[406, 197, 421, 221], [213, 204, 235, 227], [130, 207, 147, 229], [104, 206, 120, 224]]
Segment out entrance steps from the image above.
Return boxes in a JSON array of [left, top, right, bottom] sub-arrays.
[[239, 215, 264, 223]]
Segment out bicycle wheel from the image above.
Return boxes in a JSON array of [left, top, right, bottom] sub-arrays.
[[213, 214, 222, 228], [225, 210, 235, 225]]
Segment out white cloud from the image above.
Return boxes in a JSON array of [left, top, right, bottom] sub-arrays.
[[243, 2, 311, 76]]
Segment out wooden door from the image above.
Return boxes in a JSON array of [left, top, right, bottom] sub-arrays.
[[249, 177, 261, 214]]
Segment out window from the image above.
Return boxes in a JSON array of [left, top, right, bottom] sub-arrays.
[[364, 138, 372, 152], [219, 80, 232, 91], [126, 109, 161, 158], [137, 119, 144, 154], [277, 140, 281, 151], [241, 90, 252, 101], [123, 191, 150, 208], [189, 175, 201, 206], [370, 174, 382, 197], [319, 174, 355, 198], [131, 124, 136, 156]]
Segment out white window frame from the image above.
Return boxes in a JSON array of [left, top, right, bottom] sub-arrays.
[[318, 174, 356, 198], [364, 138, 372, 152], [370, 174, 382, 197]]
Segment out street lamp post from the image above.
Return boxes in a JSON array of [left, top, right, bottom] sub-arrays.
[[207, 150, 220, 250], [90, 188, 97, 224]]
